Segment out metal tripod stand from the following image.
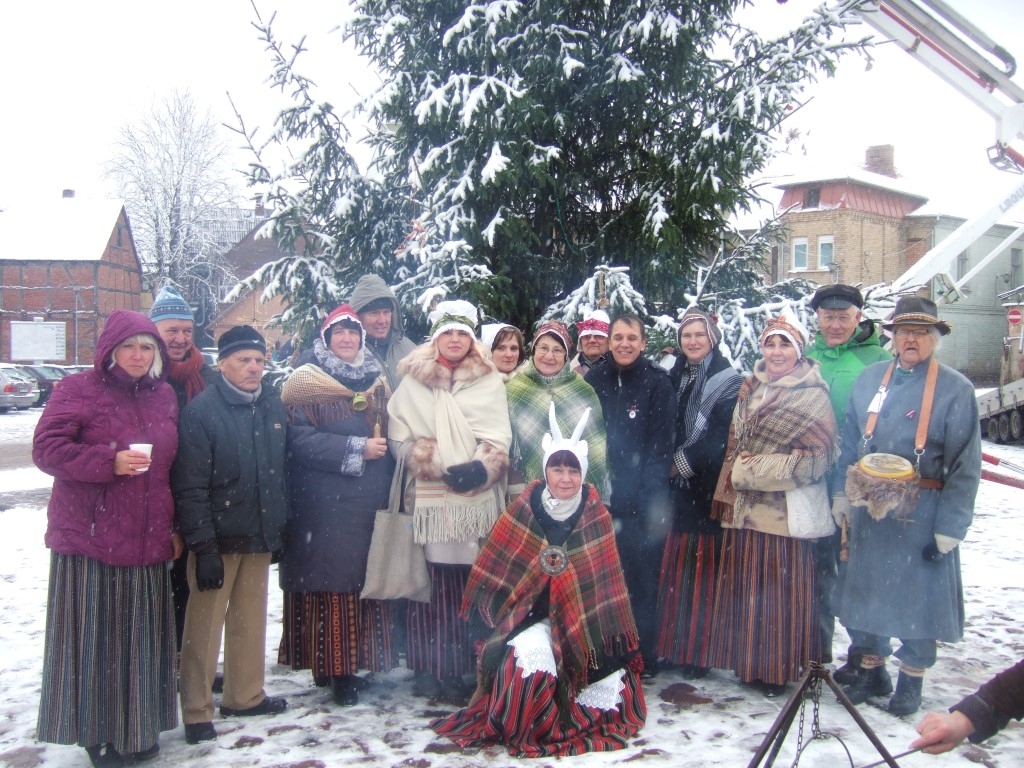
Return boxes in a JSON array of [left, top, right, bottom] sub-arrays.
[[747, 663, 903, 768]]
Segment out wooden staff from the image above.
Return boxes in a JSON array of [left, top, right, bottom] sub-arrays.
[[372, 383, 386, 438]]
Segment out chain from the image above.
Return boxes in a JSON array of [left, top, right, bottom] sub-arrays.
[[793, 693, 806, 766], [792, 674, 825, 768]]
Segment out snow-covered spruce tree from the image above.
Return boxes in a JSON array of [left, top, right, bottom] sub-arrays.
[[540, 265, 649, 326], [238, 2, 868, 340]]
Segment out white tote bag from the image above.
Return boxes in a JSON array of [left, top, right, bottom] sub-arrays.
[[785, 480, 836, 539]]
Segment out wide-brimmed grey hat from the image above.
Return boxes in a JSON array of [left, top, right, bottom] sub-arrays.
[[881, 296, 952, 336]]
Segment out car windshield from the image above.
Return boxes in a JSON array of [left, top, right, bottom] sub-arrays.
[[1, 367, 33, 384]]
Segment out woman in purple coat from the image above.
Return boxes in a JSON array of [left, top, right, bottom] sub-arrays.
[[33, 310, 181, 767]]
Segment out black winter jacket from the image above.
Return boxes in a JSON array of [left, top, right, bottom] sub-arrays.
[[172, 377, 289, 554], [585, 355, 675, 526]]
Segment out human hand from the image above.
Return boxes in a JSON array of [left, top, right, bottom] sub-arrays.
[[910, 710, 976, 754], [194, 552, 224, 591], [831, 494, 851, 526], [363, 437, 389, 461], [444, 461, 488, 493], [114, 449, 152, 476], [171, 533, 185, 560]]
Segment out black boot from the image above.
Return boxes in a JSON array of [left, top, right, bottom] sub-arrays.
[[85, 744, 124, 767], [833, 650, 862, 686], [887, 671, 924, 716], [330, 675, 359, 706], [842, 663, 892, 705], [412, 669, 442, 698]]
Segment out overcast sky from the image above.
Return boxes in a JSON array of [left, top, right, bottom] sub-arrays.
[[1, 0, 1021, 220]]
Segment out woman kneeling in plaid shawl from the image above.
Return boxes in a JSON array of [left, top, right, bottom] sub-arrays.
[[430, 404, 646, 757]]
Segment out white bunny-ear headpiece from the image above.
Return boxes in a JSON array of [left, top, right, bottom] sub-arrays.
[[541, 402, 590, 481]]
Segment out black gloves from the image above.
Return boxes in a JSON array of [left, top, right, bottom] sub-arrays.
[[195, 552, 225, 591], [444, 460, 488, 493], [921, 541, 944, 562]]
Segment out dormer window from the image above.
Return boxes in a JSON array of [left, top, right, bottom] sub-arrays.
[[804, 187, 821, 209]]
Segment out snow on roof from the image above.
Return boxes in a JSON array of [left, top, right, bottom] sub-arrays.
[[0, 196, 128, 262], [773, 164, 929, 201]]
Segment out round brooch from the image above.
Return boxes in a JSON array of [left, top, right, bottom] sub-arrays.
[[539, 545, 569, 576]]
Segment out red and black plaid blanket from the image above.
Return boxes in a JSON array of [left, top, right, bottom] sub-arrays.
[[463, 480, 639, 693]]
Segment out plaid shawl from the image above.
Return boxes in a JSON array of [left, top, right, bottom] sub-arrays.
[[463, 480, 638, 694], [711, 358, 839, 525], [281, 363, 390, 434], [505, 361, 610, 500]]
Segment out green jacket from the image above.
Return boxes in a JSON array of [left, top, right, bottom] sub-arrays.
[[805, 320, 892, 430]]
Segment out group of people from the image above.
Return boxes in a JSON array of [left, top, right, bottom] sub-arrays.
[[33, 272, 1010, 764]]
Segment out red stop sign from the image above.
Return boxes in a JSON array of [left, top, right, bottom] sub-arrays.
[[1009, 308, 1023, 325]]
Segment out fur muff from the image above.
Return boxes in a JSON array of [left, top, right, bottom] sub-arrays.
[[473, 441, 511, 490], [845, 464, 920, 521], [397, 340, 497, 391], [409, 437, 446, 480]]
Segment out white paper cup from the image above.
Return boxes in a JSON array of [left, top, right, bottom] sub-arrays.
[[129, 443, 153, 472]]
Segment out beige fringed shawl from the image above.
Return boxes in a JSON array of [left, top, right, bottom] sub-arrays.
[[388, 343, 512, 544], [711, 358, 839, 535]]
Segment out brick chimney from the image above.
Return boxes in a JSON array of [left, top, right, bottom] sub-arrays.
[[864, 145, 897, 178], [62, 189, 75, 198]]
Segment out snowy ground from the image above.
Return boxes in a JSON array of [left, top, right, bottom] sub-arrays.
[[0, 407, 1022, 768]]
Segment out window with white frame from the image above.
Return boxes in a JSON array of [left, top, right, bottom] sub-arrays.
[[792, 237, 808, 271], [818, 236, 834, 269], [956, 251, 969, 280]]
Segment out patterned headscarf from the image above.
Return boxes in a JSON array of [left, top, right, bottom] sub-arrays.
[[759, 310, 809, 354]]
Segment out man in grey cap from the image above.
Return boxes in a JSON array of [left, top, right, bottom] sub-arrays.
[[805, 284, 892, 683], [349, 274, 416, 389]]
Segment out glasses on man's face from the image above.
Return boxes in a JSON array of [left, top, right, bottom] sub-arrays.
[[534, 345, 566, 359], [894, 328, 931, 339], [819, 313, 856, 326]]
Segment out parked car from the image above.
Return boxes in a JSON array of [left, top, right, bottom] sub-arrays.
[[0, 364, 41, 410], [18, 364, 65, 407]]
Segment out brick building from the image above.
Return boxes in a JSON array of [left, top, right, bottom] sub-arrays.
[[772, 146, 1024, 383], [206, 211, 289, 349], [0, 192, 142, 365]]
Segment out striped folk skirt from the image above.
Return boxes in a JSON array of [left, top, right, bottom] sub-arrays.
[[430, 645, 646, 757], [654, 530, 719, 667], [707, 529, 820, 686], [278, 591, 396, 680], [406, 563, 475, 679], [36, 553, 177, 754]]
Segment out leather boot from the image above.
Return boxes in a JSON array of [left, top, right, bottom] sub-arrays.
[[833, 649, 862, 686], [887, 670, 924, 716], [841, 659, 892, 705]]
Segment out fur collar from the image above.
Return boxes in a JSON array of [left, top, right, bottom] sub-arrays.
[[398, 340, 498, 391]]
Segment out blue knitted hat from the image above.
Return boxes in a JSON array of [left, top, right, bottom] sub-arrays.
[[149, 286, 194, 323]]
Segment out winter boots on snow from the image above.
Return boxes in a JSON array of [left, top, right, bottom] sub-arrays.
[[841, 656, 925, 716]]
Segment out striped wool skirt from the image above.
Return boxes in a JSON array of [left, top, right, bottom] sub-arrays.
[[278, 591, 396, 681], [707, 529, 820, 686], [654, 530, 719, 667], [406, 563, 475, 679], [36, 552, 177, 754], [430, 640, 646, 756]]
